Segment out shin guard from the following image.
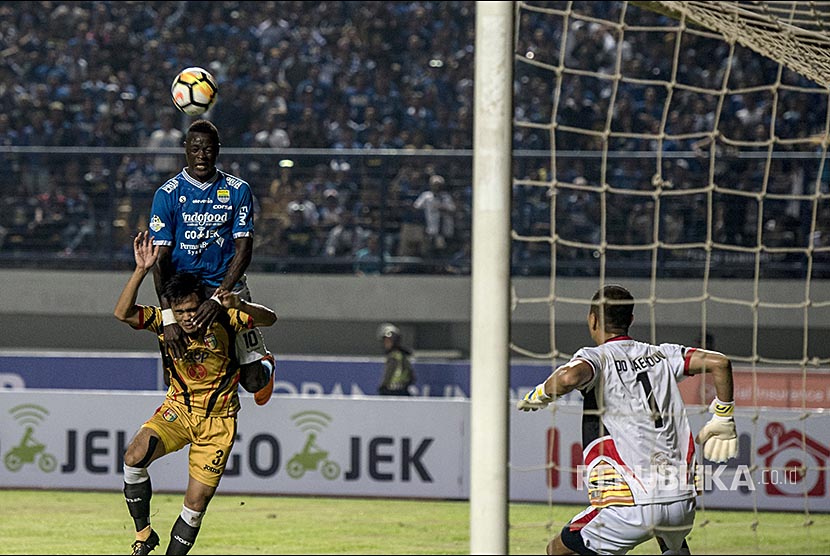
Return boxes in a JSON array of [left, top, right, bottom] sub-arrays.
[[166, 516, 200, 555], [123, 477, 152, 532]]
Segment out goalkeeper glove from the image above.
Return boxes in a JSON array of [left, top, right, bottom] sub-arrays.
[[517, 383, 553, 412], [695, 398, 738, 462]]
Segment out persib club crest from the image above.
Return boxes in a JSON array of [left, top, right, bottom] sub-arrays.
[[149, 215, 165, 233], [217, 189, 230, 203]]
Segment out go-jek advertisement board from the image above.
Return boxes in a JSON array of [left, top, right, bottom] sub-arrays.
[[0, 390, 827, 512], [510, 403, 830, 513], [0, 391, 467, 498]]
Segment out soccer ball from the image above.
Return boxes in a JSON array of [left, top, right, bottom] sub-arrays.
[[170, 67, 218, 116]]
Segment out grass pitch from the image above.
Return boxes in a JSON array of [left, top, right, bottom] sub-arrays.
[[0, 489, 827, 554]]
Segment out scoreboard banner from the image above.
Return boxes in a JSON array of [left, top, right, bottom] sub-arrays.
[[0, 390, 827, 512]]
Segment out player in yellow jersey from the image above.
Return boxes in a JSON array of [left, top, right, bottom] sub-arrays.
[[114, 230, 277, 555]]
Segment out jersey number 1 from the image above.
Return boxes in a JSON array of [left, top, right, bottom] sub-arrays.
[[635, 372, 664, 428]]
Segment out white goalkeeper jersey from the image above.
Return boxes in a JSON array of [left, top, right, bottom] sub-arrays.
[[573, 336, 697, 506]]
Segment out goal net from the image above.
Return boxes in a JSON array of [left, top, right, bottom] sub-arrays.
[[509, 1, 830, 553]]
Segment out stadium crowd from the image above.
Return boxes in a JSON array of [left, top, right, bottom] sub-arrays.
[[0, 1, 827, 277]]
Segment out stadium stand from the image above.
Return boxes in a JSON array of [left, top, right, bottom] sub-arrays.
[[0, 1, 825, 277]]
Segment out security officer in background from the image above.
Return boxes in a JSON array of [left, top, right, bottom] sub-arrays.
[[377, 323, 416, 396]]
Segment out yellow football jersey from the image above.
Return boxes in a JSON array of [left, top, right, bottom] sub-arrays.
[[135, 306, 254, 417]]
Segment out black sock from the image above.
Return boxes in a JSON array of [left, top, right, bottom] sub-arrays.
[[123, 478, 152, 532], [166, 516, 200, 555]]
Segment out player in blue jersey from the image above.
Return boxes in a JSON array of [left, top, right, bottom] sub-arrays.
[[148, 119, 275, 405]]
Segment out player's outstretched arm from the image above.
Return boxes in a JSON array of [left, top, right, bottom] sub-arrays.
[[517, 359, 593, 411], [114, 231, 158, 328], [687, 348, 738, 462], [214, 289, 277, 328], [152, 244, 188, 359]]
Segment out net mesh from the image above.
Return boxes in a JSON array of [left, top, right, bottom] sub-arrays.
[[636, 1, 830, 88], [509, 1, 830, 552]]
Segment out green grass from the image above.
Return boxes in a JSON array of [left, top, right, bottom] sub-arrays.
[[0, 489, 827, 554]]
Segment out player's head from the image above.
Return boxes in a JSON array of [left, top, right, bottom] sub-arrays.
[[163, 272, 206, 335], [184, 119, 220, 181], [588, 284, 634, 341]]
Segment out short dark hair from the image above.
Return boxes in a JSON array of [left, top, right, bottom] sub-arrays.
[[162, 272, 205, 305], [187, 119, 220, 144], [590, 284, 634, 333]]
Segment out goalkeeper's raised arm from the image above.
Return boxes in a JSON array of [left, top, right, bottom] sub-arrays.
[[683, 347, 734, 405], [685, 347, 738, 463], [517, 359, 594, 411]]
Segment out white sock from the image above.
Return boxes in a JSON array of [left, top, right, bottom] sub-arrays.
[[123, 464, 149, 484], [180, 505, 204, 528]]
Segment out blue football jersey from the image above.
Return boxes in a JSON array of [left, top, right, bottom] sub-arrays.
[[149, 169, 254, 288]]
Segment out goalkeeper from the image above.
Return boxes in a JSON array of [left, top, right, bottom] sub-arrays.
[[517, 284, 736, 555]]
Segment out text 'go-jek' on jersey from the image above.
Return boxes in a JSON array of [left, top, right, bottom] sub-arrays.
[[149, 169, 253, 288]]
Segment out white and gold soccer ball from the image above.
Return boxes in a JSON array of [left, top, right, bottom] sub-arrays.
[[170, 67, 218, 116]]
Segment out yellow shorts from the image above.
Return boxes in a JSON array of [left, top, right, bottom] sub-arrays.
[[142, 399, 237, 488]]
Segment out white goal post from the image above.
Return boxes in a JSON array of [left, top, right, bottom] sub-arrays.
[[470, 2, 513, 554]]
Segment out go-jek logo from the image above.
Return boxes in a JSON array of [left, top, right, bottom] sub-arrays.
[[218, 408, 433, 482], [4, 404, 57, 473], [286, 410, 341, 480]]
